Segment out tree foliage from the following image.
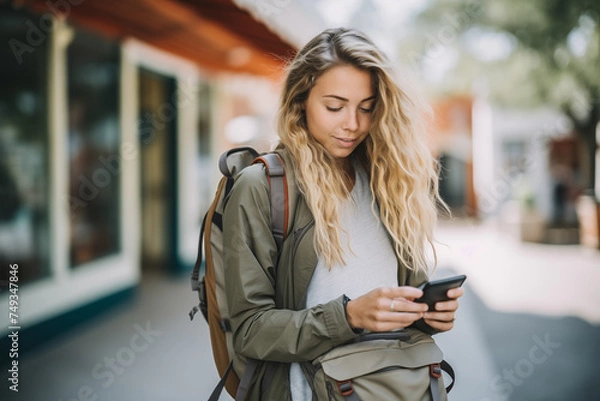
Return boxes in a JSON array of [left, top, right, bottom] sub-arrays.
[[412, 0, 600, 189]]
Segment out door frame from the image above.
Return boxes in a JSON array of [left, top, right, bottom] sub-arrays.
[[122, 38, 202, 274]]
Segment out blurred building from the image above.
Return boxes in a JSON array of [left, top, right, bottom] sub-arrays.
[[428, 96, 477, 217], [0, 0, 296, 343], [5, 0, 590, 351], [471, 98, 583, 244], [427, 94, 587, 244]]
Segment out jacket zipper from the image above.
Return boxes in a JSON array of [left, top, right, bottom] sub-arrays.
[[292, 220, 314, 261]]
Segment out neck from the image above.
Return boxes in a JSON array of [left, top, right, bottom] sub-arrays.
[[335, 158, 351, 172], [335, 157, 355, 191]]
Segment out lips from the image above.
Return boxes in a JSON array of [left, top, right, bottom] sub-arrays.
[[333, 136, 357, 147]]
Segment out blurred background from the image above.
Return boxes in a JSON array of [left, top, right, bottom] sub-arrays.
[[0, 0, 598, 400]]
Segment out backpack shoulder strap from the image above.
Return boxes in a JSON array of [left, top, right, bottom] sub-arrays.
[[252, 153, 288, 251]]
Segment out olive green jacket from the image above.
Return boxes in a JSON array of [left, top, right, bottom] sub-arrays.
[[222, 148, 429, 400]]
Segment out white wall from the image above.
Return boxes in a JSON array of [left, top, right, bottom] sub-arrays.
[[471, 98, 573, 220]]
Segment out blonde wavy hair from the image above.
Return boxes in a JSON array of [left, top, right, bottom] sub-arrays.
[[277, 28, 445, 275]]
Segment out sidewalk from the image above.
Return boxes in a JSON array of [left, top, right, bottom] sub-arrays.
[[434, 220, 600, 324], [1, 274, 223, 401], [2, 221, 597, 401], [433, 220, 600, 401], [430, 266, 499, 401]]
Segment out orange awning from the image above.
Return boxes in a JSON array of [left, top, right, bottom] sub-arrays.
[[25, 0, 296, 78]]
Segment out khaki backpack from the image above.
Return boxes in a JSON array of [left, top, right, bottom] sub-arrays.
[[189, 147, 290, 401], [311, 329, 455, 401]]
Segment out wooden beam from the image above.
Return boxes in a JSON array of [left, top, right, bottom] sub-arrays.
[[24, 0, 288, 77]]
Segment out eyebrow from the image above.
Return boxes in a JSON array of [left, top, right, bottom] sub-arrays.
[[323, 95, 376, 103]]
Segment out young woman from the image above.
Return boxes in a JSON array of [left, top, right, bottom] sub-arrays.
[[222, 27, 463, 400]]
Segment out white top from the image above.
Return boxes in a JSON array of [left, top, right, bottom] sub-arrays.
[[290, 161, 398, 400]]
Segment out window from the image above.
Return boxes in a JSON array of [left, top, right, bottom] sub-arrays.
[[67, 28, 121, 267], [0, 5, 50, 284]]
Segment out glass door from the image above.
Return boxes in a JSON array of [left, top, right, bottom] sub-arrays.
[[138, 68, 178, 273]]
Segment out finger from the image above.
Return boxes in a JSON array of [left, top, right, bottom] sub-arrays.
[[382, 311, 424, 323], [433, 299, 459, 312], [369, 320, 418, 332], [446, 287, 464, 299], [369, 312, 424, 331], [389, 298, 428, 313], [384, 286, 424, 301], [424, 318, 454, 332], [424, 311, 455, 322]]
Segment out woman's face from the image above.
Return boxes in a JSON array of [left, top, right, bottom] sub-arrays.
[[304, 65, 374, 162]]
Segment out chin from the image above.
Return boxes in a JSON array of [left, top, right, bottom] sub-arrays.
[[329, 149, 354, 159]]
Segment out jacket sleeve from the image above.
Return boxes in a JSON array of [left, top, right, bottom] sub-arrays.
[[222, 165, 357, 363]]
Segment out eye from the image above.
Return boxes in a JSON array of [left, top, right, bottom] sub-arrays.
[[359, 102, 375, 113], [326, 106, 342, 112]]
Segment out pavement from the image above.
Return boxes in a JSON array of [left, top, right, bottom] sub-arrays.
[[1, 220, 599, 401], [434, 220, 600, 324], [433, 220, 600, 401]]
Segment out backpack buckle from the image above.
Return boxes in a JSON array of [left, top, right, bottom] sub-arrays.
[[337, 380, 354, 396], [430, 363, 442, 378], [219, 318, 232, 332]]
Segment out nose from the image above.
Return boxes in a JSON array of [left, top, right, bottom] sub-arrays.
[[343, 109, 359, 132]]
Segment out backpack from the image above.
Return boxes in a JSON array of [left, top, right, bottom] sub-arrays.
[[311, 329, 455, 401], [189, 146, 290, 401]]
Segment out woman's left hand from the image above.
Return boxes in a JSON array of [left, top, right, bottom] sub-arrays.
[[423, 287, 464, 332]]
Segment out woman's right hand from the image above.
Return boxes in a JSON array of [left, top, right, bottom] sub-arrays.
[[345, 286, 428, 332]]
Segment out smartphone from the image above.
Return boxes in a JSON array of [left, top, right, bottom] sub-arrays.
[[415, 274, 466, 311]]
